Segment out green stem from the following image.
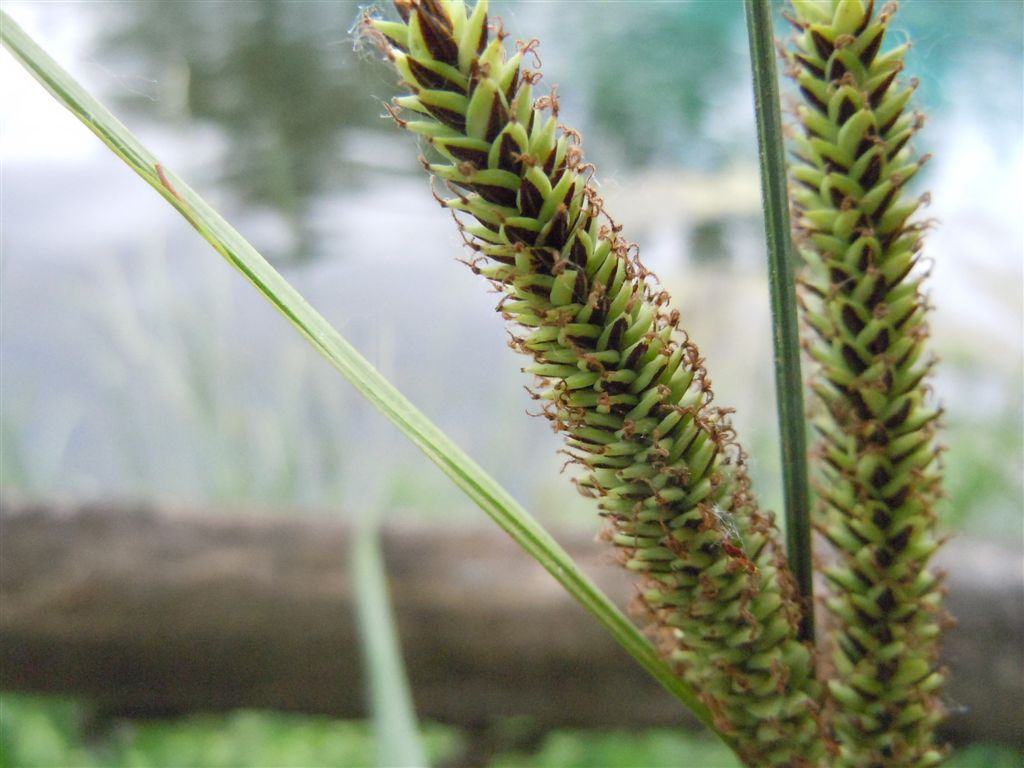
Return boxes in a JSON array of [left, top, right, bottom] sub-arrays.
[[0, 9, 728, 746], [743, 0, 815, 643], [353, 520, 428, 768]]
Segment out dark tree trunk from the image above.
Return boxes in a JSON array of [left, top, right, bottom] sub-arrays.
[[1, 495, 1020, 747]]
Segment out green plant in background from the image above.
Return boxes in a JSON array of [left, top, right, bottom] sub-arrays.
[[0, 0, 955, 765], [359, 2, 823, 766], [785, 1, 946, 765]]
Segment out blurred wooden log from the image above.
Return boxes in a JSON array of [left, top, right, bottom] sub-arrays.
[[0, 495, 1020, 747]]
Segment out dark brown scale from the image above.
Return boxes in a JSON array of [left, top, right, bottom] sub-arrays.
[[610, 402, 636, 418], [800, 85, 828, 114], [850, 567, 873, 589], [608, 317, 628, 351], [487, 250, 516, 266], [572, 270, 589, 304], [589, 295, 608, 326], [484, 96, 509, 143], [894, 345, 914, 369], [517, 280, 550, 298], [871, 466, 891, 489], [868, 327, 890, 355], [880, 111, 902, 136], [395, 0, 412, 22], [417, 0, 452, 30], [870, 188, 898, 224], [892, 303, 919, 331], [447, 144, 489, 167], [842, 344, 869, 374], [884, 398, 912, 429], [828, 56, 848, 82], [848, 388, 874, 421], [876, 658, 896, 680], [811, 29, 835, 60], [872, 508, 892, 530], [518, 178, 545, 219], [840, 632, 869, 662], [863, 425, 889, 447], [859, 28, 884, 66], [869, 70, 899, 108], [855, 0, 875, 35], [424, 104, 466, 132], [890, 258, 917, 288], [876, 546, 893, 567], [623, 342, 649, 371], [830, 266, 851, 288], [497, 132, 523, 175], [860, 153, 884, 188], [473, 183, 518, 208], [855, 136, 876, 159], [829, 186, 846, 208], [504, 66, 520, 102], [416, 8, 459, 67], [408, 58, 463, 93], [795, 53, 825, 78], [886, 133, 912, 160], [531, 247, 557, 272], [850, 612, 881, 644], [856, 243, 874, 272], [546, 206, 570, 247], [890, 525, 912, 552], [895, 366, 928, 397], [476, 217, 500, 233], [505, 223, 539, 245], [476, 12, 488, 53], [884, 486, 910, 509], [601, 378, 629, 396], [569, 236, 588, 268], [866, 273, 889, 308], [541, 146, 559, 176], [825, 158, 851, 175]]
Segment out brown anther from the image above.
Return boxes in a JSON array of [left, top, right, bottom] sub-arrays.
[[383, 101, 408, 127], [516, 37, 543, 68]]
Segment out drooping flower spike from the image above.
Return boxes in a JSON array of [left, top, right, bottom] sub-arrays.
[[785, 1, 947, 765], [361, 2, 824, 765]]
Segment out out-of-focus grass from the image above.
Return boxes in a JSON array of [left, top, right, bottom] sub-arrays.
[[2, 693, 1021, 768], [0, 694, 461, 768]]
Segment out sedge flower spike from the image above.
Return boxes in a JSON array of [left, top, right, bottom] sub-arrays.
[[361, 1, 824, 764], [786, 1, 947, 765]]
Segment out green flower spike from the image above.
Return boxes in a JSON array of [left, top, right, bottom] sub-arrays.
[[785, 1, 947, 765], [361, 2, 824, 764]]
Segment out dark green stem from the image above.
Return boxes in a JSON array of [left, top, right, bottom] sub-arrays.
[[743, 0, 815, 643]]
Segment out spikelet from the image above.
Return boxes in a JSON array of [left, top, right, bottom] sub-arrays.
[[361, 2, 825, 764], [785, 1, 947, 765]]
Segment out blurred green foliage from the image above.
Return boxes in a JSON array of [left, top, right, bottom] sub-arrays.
[[2, 693, 1021, 768]]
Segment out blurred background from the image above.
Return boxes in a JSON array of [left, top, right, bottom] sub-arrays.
[[1, 1, 1021, 766]]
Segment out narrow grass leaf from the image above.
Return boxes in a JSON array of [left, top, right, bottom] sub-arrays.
[[0, 10, 724, 743], [353, 522, 427, 768], [744, 0, 815, 641]]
